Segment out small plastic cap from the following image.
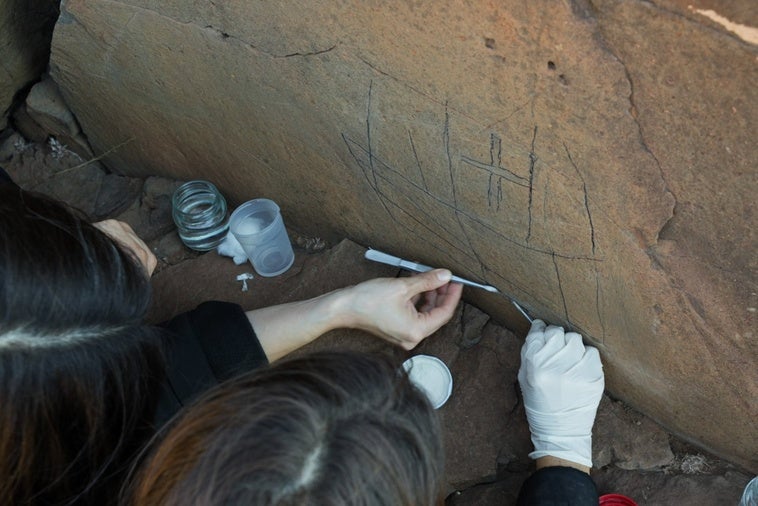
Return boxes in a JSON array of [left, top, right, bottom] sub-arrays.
[[599, 494, 638, 506], [402, 355, 453, 409]]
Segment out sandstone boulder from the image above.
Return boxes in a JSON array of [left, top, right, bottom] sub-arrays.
[[49, 0, 757, 470]]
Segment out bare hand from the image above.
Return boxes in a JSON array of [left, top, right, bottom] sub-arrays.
[[93, 219, 157, 276], [344, 270, 463, 349]]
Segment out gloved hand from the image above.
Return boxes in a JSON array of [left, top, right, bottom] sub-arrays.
[[518, 319, 604, 468]]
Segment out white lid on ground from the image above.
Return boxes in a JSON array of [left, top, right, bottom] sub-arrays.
[[402, 354, 453, 409]]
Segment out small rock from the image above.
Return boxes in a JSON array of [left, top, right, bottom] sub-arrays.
[[294, 234, 328, 252], [26, 76, 80, 138], [12, 104, 49, 144], [594, 396, 675, 471], [32, 162, 106, 218], [150, 231, 200, 268], [14, 79, 94, 159], [457, 304, 489, 349], [93, 174, 142, 220], [116, 176, 183, 242], [0, 131, 28, 162]]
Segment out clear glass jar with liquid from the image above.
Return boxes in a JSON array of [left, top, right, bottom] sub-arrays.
[[172, 180, 229, 251], [740, 476, 757, 506]]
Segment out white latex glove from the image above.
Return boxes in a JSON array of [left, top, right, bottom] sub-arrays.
[[518, 319, 604, 468]]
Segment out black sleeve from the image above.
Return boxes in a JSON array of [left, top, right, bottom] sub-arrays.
[[153, 301, 269, 427], [0, 166, 16, 185], [516, 467, 599, 506]]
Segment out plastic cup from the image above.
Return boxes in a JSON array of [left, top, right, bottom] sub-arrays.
[[402, 355, 453, 409], [229, 199, 295, 277]]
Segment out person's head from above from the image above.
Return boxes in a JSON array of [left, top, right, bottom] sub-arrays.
[[0, 184, 164, 505], [131, 350, 446, 506]]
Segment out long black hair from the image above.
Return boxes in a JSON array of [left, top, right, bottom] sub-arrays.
[[0, 183, 165, 505]]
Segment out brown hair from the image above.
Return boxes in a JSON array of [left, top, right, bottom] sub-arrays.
[[131, 351, 445, 506], [0, 184, 164, 505]]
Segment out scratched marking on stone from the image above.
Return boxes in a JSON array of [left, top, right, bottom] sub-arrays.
[[460, 133, 529, 213], [341, 79, 605, 337]]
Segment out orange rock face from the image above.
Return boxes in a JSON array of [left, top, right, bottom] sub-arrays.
[[50, 0, 756, 470]]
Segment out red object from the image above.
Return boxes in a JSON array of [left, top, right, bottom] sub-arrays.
[[599, 494, 638, 506]]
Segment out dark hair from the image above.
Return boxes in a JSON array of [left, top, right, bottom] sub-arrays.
[[131, 351, 445, 506], [0, 184, 165, 505]]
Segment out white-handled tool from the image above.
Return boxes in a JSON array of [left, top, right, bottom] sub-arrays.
[[510, 299, 533, 323], [364, 248, 534, 322], [365, 248, 499, 292]]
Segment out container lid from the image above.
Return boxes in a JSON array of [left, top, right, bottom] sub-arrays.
[[402, 355, 453, 409], [599, 494, 638, 506]]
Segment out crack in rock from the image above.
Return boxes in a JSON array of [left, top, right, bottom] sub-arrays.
[[202, 24, 336, 58], [86, 1, 338, 59], [586, 3, 678, 243]]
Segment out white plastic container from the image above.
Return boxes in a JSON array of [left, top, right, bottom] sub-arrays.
[[402, 354, 453, 409], [229, 199, 294, 277]]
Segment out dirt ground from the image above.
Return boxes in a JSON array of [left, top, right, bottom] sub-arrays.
[[1, 133, 754, 505]]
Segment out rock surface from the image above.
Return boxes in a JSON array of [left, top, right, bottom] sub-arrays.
[[47, 0, 757, 470], [15, 75, 94, 159], [0, 0, 59, 130], [0, 132, 140, 221], [593, 396, 675, 471]]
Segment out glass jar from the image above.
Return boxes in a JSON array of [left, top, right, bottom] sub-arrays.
[[172, 180, 229, 251], [740, 476, 757, 506]]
